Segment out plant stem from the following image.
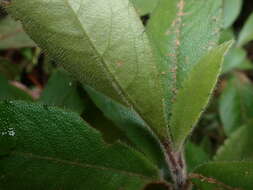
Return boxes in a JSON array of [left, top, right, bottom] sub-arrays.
[[163, 140, 190, 190]]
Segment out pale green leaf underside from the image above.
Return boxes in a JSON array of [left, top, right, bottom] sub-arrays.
[[8, 0, 168, 138], [147, 0, 223, 120], [0, 16, 35, 49], [0, 101, 159, 190], [192, 161, 253, 190], [215, 124, 253, 161], [170, 41, 232, 150], [223, 0, 242, 28]]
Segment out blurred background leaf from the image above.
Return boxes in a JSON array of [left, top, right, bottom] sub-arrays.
[[0, 16, 35, 49]]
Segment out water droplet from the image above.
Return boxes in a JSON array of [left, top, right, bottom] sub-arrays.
[[0, 127, 17, 156]]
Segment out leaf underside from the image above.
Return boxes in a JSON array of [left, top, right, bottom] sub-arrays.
[[7, 0, 168, 138]]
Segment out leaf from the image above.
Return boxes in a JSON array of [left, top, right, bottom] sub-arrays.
[[130, 0, 159, 16], [223, 0, 243, 28], [0, 101, 160, 190], [219, 74, 253, 136], [219, 28, 235, 44], [191, 161, 253, 190], [40, 69, 85, 114], [185, 142, 210, 172], [147, 0, 223, 119], [222, 47, 247, 73], [214, 123, 253, 161], [0, 74, 32, 101], [84, 85, 170, 179], [237, 13, 253, 47], [0, 16, 35, 49], [170, 41, 232, 150], [8, 0, 168, 138]]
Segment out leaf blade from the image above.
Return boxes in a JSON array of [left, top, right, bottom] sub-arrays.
[[0, 101, 160, 190], [238, 12, 253, 47], [192, 161, 253, 190], [147, 0, 223, 117], [8, 0, 168, 138], [214, 124, 253, 161], [170, 41, 233, 150], [0, 16, 35, 49]]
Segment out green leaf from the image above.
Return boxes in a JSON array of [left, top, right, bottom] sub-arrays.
[[0, 16, 35, 49], [214, 123, 253, 161], [40, 69, 85, 114], [84, 85, 170, 178], [237, 13, 253, 47], [219, 28, 235, 44], [0, 101, 160, 190], [185, 142, 210, 172], [191, 161, 253, 190], [170, 41, 232, 150], [8, 0, 168, 138], [222, 47, 247, 73], [0, 75, 32, 101], [130, 0, 159, 15], [219, 75, 253, 135], [147, 0, 223, 118], [223, 0, 243, 28]]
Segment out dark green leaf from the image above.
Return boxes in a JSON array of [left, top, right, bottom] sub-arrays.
[[192, 161, 253, 190], [185, 142, 210, 172], [0, 101, 160, 190], [8, 0, 168, 139], [0, 75, 32, 101], [40, 69, 85, 114]]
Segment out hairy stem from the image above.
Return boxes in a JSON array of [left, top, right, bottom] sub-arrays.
[[163, 140, 190, 190]]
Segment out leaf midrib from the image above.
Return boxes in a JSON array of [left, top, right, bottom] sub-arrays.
[[63, 0, 154, 132], [11, 151, 156, 180]]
